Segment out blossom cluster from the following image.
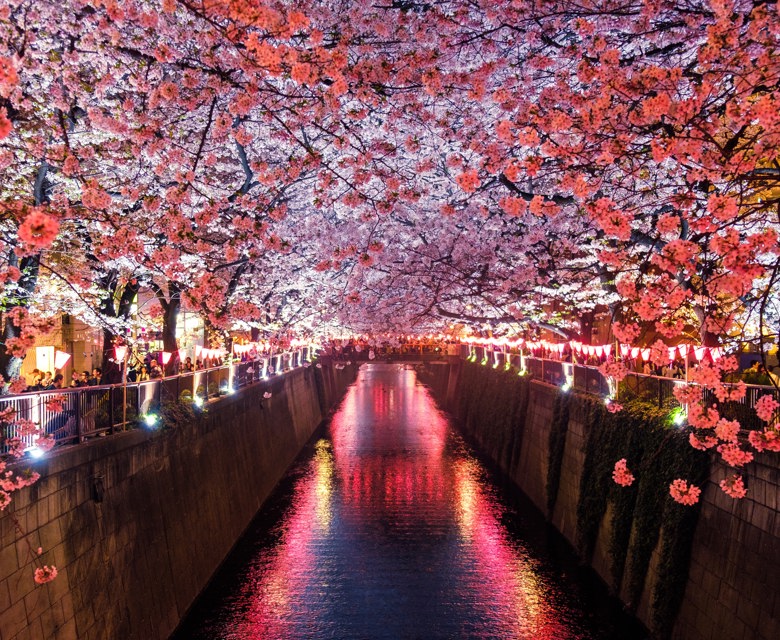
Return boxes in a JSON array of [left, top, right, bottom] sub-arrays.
[[669, 479, 702, 506], [719, 475, 747, 499], [612, 458, 635, 487]]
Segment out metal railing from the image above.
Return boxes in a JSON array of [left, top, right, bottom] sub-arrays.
[[463, 344, 779, 430], [1, 348, 311, 454]]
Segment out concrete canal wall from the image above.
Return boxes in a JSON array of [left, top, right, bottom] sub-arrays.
[[421, 360, 780, 640], [0, 363, 357, 640]]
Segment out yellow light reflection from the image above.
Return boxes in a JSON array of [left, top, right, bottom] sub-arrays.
[[313, 439, 334, 531]]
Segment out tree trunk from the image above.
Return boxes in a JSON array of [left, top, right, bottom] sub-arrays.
[[0, 253, 41, 381], [579, 310, 595, 345], [161, 283, 181, 375]]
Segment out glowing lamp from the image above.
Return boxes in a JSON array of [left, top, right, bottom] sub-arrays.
[[178, 348, 187, 361], [114, 345, 128, 362], [54, 350, 71, 370], [195, 345, 203, 359], [161, 351, 172, 365], [27, 446, 45, 459]]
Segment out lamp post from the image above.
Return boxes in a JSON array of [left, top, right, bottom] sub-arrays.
[[114, 345, 128, 430]]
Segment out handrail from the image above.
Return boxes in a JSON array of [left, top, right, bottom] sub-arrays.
[[1, 348, 312, 455], [463, 344, 779, 430]]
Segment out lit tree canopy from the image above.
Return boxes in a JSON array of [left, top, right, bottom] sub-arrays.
[[0, 0, 778, 352]]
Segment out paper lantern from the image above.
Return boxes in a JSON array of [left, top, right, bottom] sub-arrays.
[[54, 350, 71, 370], [630, 347, 640, 359], [620, 344, 630, 357], [195, 345, 203, 359], [114, 345, 127, 362], [640, 348, 651, 360], [694, 346, 707, 362], [161, 351, 172, 365]]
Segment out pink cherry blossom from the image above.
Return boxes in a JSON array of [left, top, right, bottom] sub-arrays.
[[669, 479, 701, 506], [754, 395, 779, 423], [33, 565, 58, 585], [16, 210, 59, 250], [719, 475, 747, 499], [612, 459, 635, 487]]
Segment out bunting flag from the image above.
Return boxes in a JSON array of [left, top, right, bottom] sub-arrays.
[[604, 344, 612, 356], [54, 350, 72, 370], [620, 343, 630, 357], [694, 346, 707, 362], [594, 346, 604, 357], [677, 344, 688, 358], [640, 348, 651, 360], [668, 347, 677, 361]]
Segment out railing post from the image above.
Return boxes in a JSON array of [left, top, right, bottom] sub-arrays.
[[76, 388, 83, 443]]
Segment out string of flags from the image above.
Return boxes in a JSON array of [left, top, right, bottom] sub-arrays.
[[464, 337, 724, 362]]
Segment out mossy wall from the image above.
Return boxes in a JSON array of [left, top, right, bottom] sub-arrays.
[[421, 361, 779, 640], [0, 363, 358, 640]]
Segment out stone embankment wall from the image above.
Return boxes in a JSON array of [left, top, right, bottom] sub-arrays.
[[420, 361, 779, 640], [0, 363, 357, 640]]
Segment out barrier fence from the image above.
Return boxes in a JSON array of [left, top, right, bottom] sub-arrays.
[[4, 342, 778, 456], [463, 344, 779, 431], [1, 348, 310, 455]]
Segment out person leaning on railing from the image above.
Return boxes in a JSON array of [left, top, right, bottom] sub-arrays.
[[743, 361, 771, 385]]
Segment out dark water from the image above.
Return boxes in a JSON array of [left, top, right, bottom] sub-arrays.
[[172, 364, 646, 639]]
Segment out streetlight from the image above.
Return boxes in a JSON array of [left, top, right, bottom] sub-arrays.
[[114, 344, 128, 430]]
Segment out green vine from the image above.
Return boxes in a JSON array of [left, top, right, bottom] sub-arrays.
[[546, 391, 571, 514], [575, 395, 709, 635]]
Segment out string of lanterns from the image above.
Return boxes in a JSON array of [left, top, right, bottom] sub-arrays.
[[464, 337, 724, 362]]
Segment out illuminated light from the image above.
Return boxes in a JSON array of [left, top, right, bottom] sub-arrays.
[[193, 396, 204, 408], [27, 446, 45, 459], [561, 381, 572, 392], [669, 406, 687, 427], [161, 351, 172, 365], [143, 413, 159, 428], [113, 345, 127, 362], [518, 369, 527, 376]]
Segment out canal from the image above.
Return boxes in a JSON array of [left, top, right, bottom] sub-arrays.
[[172, 364, 646, 639]]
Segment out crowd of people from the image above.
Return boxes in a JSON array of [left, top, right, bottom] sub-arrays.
[[27, 368, 103, 390]]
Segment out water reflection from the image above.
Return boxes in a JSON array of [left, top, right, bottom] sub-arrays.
[[173, 364, 643, 639]]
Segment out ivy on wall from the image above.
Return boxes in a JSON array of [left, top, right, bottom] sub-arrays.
[[546, 391, 571, 515], [571, 395, 709, 636]]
